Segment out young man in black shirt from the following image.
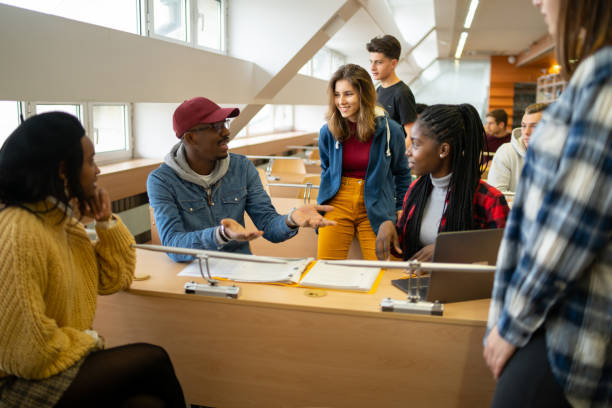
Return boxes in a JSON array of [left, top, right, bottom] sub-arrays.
[[367, 35, 417, 143]]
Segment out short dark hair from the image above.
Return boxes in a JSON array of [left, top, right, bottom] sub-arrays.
[[0, 112, 88, 217], [366, 35, 401, 60], [415, 103, 429, 115], [524, 102, 549, 115], [486, 109, 508, 127]]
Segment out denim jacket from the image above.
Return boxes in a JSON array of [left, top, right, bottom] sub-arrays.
[[317, 112, 411, 234], [147, 153, 297, 262]]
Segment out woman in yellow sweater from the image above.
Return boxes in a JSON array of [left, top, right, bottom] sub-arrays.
[[0, 112, 185, 407]]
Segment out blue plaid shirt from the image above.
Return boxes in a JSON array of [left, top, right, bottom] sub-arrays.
[[486, 47, 612, 407]]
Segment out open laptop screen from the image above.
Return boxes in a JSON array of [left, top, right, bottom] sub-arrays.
[[391, 228, 504, 303]]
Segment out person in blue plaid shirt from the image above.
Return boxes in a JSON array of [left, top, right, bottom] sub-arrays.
[[483, 0, 611, 407]]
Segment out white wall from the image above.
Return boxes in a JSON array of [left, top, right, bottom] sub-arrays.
[[0, 3, 329, 106], [228, 0, 345, 75], [294, 105, 328, 133], [412, 59, 491, 117]]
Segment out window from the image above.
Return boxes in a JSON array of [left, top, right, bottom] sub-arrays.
[[34, 103, 82, 121], [151, 0, 188, 42], [331, 51, 346, 72], [147, 0, 224, 51], [234, 105, 295, 139], [2, 0, 225, 52], [299, 47, 346, 80], [0, 0, 140, 34], [91, 104, 130, 154], [195, 0, 222, 50], [273, 105, 293, 132], [299, 60, 312, 76], [0, 101, 20, 149], [312, 48, 332, 80], [20, 102, 132, 163], [246, 105, 273, 136]]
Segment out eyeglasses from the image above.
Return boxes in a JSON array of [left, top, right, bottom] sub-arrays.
[[190, 119, 230, 134]]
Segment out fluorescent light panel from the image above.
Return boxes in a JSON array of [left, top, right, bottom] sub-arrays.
[[454, 32, 468, 59], [464, 0, 479, 28]]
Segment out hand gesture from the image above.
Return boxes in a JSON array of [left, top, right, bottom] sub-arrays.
[[289, 204, 336, 228], [409, 243, 434, 262], [82, 187, 112, 222], [221, 218, 263, 242], [483, 325, 517, 380], [375, 220, 401, 260]]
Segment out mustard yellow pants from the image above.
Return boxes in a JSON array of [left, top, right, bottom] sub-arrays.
[[317, 177, 377, 260]]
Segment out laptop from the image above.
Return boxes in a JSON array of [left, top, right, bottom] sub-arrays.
[[391, 228, 504, 303]]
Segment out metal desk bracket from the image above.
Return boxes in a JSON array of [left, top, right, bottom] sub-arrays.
[[183, 254, 240, 298], [380, 260, 444, 316]]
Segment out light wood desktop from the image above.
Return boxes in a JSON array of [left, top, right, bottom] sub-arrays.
[[93, 249, 495, 407]]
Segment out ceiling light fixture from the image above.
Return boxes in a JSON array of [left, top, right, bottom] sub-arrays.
[[464, 0, 479, 29], [454, 32, 468, 60]]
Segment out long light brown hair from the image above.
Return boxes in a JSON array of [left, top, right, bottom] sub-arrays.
[[556, 0, 612, 78], [326, 64, 377, 142]]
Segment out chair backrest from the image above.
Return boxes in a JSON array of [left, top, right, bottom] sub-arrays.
[[268, 184, 302, 199], [481, 160, 493, 180], [270, 158, 306, 175], [298, 175, 321, 202], [256, 167, 270, 193], [149, 206, 161, 245], [307, 148, 320, 160]]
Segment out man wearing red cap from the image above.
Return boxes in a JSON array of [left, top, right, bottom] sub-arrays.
[[147, 97, 335, 261]]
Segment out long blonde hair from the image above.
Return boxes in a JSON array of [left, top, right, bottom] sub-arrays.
[[556, 0, 612, 78], [326, 64, 377, 142]]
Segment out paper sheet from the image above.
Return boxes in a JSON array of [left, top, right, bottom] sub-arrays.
[[299, 261, 380, 291], [178, 257, 312, 283]]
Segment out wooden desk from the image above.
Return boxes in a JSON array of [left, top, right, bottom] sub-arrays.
[[94, 250, 495, 407]]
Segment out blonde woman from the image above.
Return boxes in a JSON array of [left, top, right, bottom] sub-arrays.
[[317, 64, 411, 260]]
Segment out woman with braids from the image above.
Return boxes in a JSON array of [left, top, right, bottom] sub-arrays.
[[484, 1, 611, 407], [317, 64, 411, 260], [382, 103, 509, 261], [0, 112, 185, 407]]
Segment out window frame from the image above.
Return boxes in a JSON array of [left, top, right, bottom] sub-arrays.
[[145, 0, 226, 54], [23, 101, 133, 164], [88, 102, 133, 164]]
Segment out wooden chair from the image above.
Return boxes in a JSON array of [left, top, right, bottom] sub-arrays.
[[298, 175, 320, 203], [270, 158, 306, 175], [268, 184, 302, 199], [149, 206, 161, 245], [481, 161, 493, 180], [307, 148, 320, 160], [257, 167, 270, 193]]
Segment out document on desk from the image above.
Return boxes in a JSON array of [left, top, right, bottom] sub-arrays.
[[178, 257, 313, 284], [299, 261, 381, 291]]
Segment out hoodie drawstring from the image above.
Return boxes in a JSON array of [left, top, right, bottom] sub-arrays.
[[384, 117, 391, 157]]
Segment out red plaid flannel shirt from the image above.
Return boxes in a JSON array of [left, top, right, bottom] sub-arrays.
[[395, 179, 509, 254]]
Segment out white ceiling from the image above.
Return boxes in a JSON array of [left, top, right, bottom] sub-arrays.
[[324, 0, 549, 85]]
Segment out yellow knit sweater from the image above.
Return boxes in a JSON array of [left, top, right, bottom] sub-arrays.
[[0, 203, 135, 380]]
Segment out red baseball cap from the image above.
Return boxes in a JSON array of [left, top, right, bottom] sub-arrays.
[[173, 97, 240, 138]]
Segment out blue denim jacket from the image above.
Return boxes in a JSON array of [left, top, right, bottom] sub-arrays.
[[317, 113, 411, 234], [147, 153, 297, 262]]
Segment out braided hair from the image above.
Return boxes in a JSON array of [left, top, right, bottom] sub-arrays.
[[400, 104, 487, 259]]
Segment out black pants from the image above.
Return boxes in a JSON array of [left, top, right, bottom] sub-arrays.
[[55, 343, 186, 408], [491, 330, 572, 408]]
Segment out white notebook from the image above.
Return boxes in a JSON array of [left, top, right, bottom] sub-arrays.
[[299, 261, 380, 291], [178, 256, 313, 284]]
